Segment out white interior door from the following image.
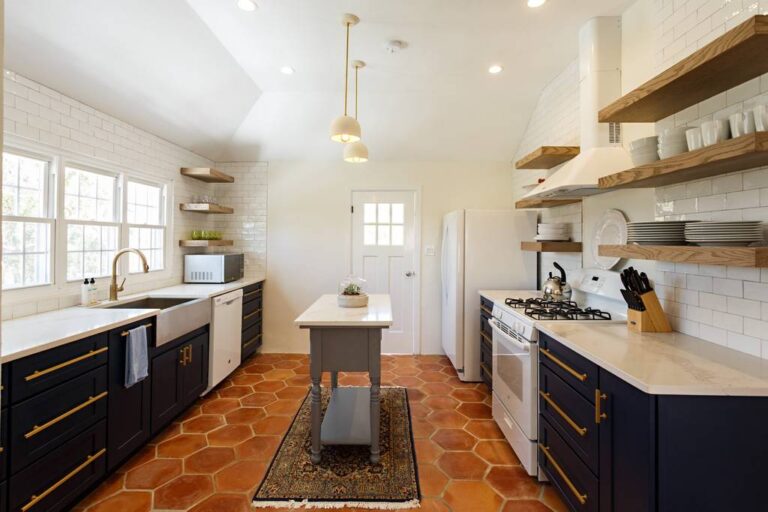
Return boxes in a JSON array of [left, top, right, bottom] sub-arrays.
[[352, 191, 417, 354]]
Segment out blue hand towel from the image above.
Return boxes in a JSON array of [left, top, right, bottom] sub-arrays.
[[125, 325, 149, 388]]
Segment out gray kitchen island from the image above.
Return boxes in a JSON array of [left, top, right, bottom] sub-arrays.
[[295, 294, 393, 464]]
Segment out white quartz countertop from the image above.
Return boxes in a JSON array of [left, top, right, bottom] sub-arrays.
[[536, 322, 768, 397], [295, 294, 393, 328], [1, 275, 265, 363], [2, 307, 158, 363]]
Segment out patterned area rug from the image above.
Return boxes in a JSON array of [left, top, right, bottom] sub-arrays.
[[253, 387, 420, 509]]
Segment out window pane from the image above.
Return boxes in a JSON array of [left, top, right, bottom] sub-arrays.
[[391, 225, 405, 246], [391, 203, 404, 224], [2, 153, 48, 217], [364, 203, 377, 223], [377, 225, 390, 246], [65, 167, 117, 222], [66, 223, 118, 280], [2, 220, 51, 289], [377, 203, 390, 224], [128, 227, 165, 273], [364, 225, 377, 246], [127, 181, 163, 226]]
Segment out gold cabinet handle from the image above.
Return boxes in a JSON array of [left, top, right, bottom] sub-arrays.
[[539, 391, 587, 436], [25, 347, 109, 382], [243, 289, 262, 299], [540, 348, 588, 382], [480, 331, 492, 346], [595, 389, 607, 424], [24, 391, 108, 440], [538, 444, 587, 505], [242, 333, 262, 349], [186, 345, 193, 365], [120, 322, 153, 337], [21, 448, 106, 511], [480, 363, 492, 376], [480, 306, 492, 316], [243, 309, 262, 322], [179, 347, 186, 366]]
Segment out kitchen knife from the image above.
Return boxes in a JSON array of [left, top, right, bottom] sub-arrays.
[[640, 272, 652, 292]]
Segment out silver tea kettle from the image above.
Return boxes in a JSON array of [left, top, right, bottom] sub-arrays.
[[542, 262, 572, 301]]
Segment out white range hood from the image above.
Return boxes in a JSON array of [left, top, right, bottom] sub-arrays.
[[523, 17, 632, 200]]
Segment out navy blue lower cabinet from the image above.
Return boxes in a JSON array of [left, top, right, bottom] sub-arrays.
[[107, 321, 154, 471]]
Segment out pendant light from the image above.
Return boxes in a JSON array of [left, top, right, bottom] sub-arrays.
[[344, 60, 369, 163], [330, 14, 361, 144]]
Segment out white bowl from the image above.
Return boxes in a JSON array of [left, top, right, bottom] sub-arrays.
[[631, 150, 660, 166], [730, 111, 756, 138], [630, 136, 659, 150], [686, 127, 703, 151], [659, 146, 685, 159], [702, 119, 731, 146], [754, 105, 768, 132]]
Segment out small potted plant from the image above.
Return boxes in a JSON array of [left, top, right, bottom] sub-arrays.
[[338, 276, 369, 308]]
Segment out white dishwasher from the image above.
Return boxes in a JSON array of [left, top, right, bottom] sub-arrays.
[[207, 289, 243, 392]]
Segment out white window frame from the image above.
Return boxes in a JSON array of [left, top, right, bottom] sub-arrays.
[[1, 148, 56, 290], [2, 135, 175, 300], [123, 176, 168, 274]]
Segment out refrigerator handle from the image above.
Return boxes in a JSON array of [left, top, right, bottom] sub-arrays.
[[440, 224, 448, 296]]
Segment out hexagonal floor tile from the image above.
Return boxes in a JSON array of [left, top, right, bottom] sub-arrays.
[[157, 434, 207, 458], [502, 500, 555, 512], [465, 420, 505, 440], [420, 382, 453, 396], [154, 475, 214, 510], [224, 408, 266, 425], [437, 452, 488, 480], [251, 380, 286, 393], [427, 410, 468, 429], [200, 399, 240, 415], [125, 459, 182, 490], [86, 491, 152, 512], [251, 416, 293, 435], [486, 466, 541, 499], [275, 386, 309, 399], [214, 460, 267, 492], [413, 438, 443, 463], [240, 392, 277, 407], [457, 402, 492, 419], [432, 429, 477, 451], [189, 494, 252, 512], [475, 440, 521, 465], [207, 425, 253, 447], [423, 396, 459, 410], [184, 447, 236, 474], [444, 480, 503, 512], [451, 388, 487, 402], [417, 464, 449, 497], [183, 415, 225, 434], [234, 435, 281, 461]]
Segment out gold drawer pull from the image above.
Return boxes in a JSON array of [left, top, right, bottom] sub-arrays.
[[595, 389, 608, 424], [120, 322, 153, 337], [480, 306, 492, 316], [539, 391, 587, 436], [22, 448, 106, 511], [243, 333, 262, 349], [243, 289, 262, 299], [480, 331, 492, 345], [243, 309, 262, 321], [25, 391, 108, 440], [540, 348, 588, 382], [538, 444, 587, 505], [480, 363, 492, 376], [25, 347, 109, 382]]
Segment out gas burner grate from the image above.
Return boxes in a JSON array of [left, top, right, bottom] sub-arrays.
[[505, 298, 578, 310]]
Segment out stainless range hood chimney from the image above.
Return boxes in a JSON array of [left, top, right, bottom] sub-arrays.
[[522, 17, 632, 199]]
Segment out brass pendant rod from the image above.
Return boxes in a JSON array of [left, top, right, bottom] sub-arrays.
[[343, 22, 350, 116], [354, 65, 359, 120]]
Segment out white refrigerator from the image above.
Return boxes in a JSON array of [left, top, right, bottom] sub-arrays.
[[441, 210, 537, 381]]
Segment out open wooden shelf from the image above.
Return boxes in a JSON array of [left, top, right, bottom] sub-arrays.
[[179, 203, 234, 214], [515, 146, 580, 169], [180, 167, 235, 183], [599, 245, 768, 267], [515, 198, 581, 209], [599, 16, 768, 122], [179, 239, 234, 248], [598, 133, 768, 189], [521, 241, 582, 253]]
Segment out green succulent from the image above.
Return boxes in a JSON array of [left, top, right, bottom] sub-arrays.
[[342, 283, 362, 296]]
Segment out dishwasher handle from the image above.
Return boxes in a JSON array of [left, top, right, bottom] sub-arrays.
[[214, 289, 244, 306]]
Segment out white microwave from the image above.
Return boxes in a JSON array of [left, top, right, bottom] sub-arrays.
[[184, 254, 244, 284]]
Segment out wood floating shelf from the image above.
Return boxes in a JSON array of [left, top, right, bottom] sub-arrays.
[[521, 242, 583, 253], [515, 198, 581, 209], [598, 132, 768, 189], [179, 240, 234, 247], [180, 167, 235, 183], [179, 203, 234, 214], [599, 245, 768, 268], [515, 146, 580, 169], [599, 16, 768, 122]]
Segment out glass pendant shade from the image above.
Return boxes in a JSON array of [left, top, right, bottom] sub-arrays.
[[330, 115, 361, 143], [344, 140, 369, 163]]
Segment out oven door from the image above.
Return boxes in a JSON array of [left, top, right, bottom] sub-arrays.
[[490, 318, 538, 440]]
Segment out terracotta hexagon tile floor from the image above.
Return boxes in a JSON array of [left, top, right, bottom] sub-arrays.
[[74, 354, 568, 512]]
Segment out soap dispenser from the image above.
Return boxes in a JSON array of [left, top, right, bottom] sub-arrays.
[[81, 279, 90, 306], [89, 278, 97, 305]]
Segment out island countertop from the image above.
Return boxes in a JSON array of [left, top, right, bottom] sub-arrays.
[[295, 294, 393, 328]]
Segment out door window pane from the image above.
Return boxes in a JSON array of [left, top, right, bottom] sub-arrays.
[[363, 203, 377, 224], [360, 202, 405, 247]]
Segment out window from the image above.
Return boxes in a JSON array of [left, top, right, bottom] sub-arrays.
[[363, 202, 404, 246], [126, 180, 166, 273], [64, 166, 120, 281], [2, 152, 53, 289]]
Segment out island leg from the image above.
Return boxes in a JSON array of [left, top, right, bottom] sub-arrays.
[[310, 330, 322, 464], [369, 329, 382, 464]]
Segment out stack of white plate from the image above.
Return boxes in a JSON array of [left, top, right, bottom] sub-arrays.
[[658, 127, 688, 159], [627, 221, 689, 245], [629, 136, 660, 166], [535, 223, 570, 241], [684, 221, 764, 246]]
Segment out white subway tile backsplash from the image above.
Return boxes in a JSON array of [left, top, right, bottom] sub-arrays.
[[727, 296, 762, 318], [726, 266, 761, 281], [711, 174, 743, 194], [713, 278, 743, 297], [686, 274, 713, 292], [700, 291, 728, 312]]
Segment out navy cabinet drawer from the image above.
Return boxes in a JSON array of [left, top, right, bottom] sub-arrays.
[[539, 333, 598, 403], [539, 416, 598, 512], [0, 480, 6, 512], [10, 333, 108, 404], [480, 298, 493, 337], [243, 298, 262, 326], [242, 282, 263, 304], [0, 409, 7, 482], [540, 365, 598, 475], [242, 322, 261, 362], [10, 366, 107, 474], [1, 367, 8, 409], [9, 419, 106, 512]]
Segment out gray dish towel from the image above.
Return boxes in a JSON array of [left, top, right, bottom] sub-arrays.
[[125, 325, 149, 388]]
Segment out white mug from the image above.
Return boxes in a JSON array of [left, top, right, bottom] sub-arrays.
[[685, 127, 703, 151], [754, 105, 768, 132], [702, 119, 730, 146], [729, 111, 756, 138]]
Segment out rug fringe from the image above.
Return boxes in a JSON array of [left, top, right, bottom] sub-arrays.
[[252, 499, 421, 510]]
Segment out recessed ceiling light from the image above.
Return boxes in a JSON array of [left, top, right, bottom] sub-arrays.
[[488, 65, 503, 74], [237, 0, 257, 12], [280, 66, 295, 75], [528, 0, 547, 7]]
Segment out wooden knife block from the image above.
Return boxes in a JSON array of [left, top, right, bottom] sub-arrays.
[[627, 290, 672, 333]]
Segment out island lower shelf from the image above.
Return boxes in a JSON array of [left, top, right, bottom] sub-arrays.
[[599, 244, 768, 267]]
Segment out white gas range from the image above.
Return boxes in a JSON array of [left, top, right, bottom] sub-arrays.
[[489, 268, 627, 477]]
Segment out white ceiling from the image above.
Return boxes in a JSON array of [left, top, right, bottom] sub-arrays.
[[5, 0, 634, 162]]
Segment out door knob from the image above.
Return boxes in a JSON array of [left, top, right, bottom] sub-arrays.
[[405, 271, 415, 277]]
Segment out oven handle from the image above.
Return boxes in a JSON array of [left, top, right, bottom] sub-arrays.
[[489, 318, 530, 352]]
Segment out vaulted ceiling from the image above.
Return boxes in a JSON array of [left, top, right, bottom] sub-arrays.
[[5, 0, 634, 162]]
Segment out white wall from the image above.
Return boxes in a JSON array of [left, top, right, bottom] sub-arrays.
[[263, 160, 516, 354]]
